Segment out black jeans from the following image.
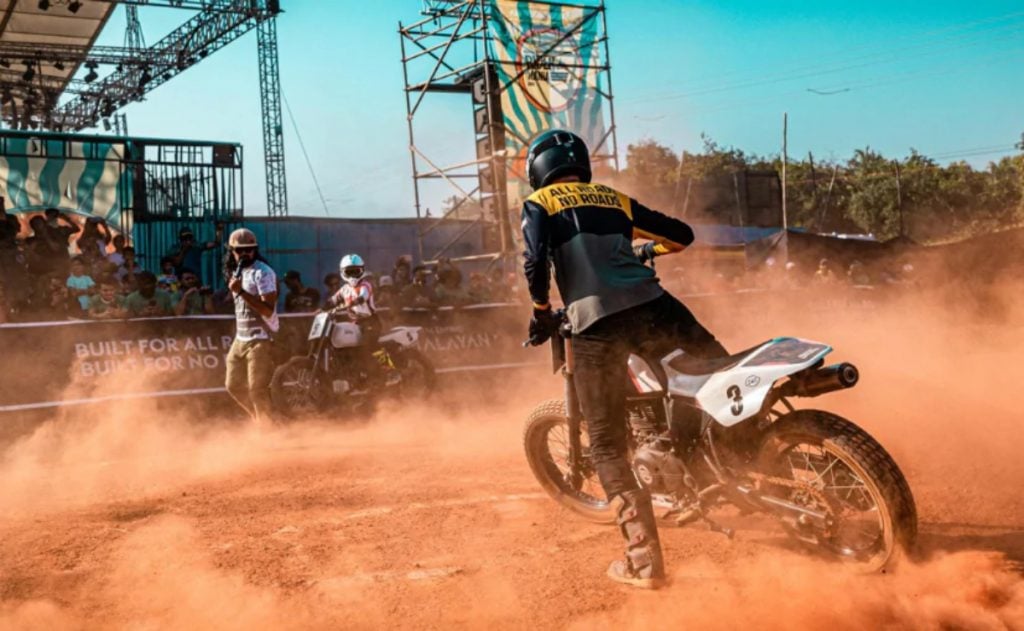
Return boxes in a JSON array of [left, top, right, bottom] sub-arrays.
[[571, 292, 728, 498]]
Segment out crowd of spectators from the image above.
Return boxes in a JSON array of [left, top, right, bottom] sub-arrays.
[[0, 207, 224, 324], [0, 204, 921, 325], [279, 255, 525, 315]]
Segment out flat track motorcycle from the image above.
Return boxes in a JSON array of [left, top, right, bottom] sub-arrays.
[[523, 314, 917, 571], [271, 307, 434, 418]]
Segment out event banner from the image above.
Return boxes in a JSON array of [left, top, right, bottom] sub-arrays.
[[0, 305, 537, 413], [486, 1, 609, 203], [0, 133, 131, 224]]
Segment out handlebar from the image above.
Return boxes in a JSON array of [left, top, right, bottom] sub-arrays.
[[522, 309, 570, 347]]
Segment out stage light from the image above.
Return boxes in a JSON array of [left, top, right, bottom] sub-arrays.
[[38, 0, 50, 10], [54, 60, 65, 71], [102, 118, 111, 131], [139, 66, 152, 86], [68, 1, 82, 13], [22, 61, 35, 82], [84, 61, 98, 83]]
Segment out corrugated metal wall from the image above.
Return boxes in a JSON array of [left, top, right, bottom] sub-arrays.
[[133, 216, 485, 291]]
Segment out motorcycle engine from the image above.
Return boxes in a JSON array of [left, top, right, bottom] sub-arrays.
[[632, 441, 690, 495]]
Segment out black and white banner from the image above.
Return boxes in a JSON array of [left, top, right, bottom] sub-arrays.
[[0, 304, 535, 413]]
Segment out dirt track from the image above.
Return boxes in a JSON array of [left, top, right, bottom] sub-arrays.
[[2, 292, 1023, 630]]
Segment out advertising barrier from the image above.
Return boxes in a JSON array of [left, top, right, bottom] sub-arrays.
[[0, 289, 892, 415], [0, 304, 535, 414]]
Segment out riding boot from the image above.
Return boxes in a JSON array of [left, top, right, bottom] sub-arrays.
[[607, 488, 666, 589]]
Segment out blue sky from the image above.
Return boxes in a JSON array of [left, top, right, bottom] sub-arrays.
[[86, 1, 1024, 217]]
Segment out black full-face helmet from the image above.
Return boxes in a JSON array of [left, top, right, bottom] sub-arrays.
[[526, 129, 592, 191]]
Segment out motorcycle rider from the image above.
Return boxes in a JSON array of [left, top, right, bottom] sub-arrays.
[[323, 253, 385, 389], [522, 129, 728, 589]]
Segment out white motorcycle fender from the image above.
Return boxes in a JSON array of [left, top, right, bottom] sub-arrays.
[[378, 326, 421, 349], [695, 338, 832, 427]]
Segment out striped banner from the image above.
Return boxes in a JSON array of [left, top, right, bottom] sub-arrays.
[[0, 136, 131, 227], [487, 0, 608, 205]]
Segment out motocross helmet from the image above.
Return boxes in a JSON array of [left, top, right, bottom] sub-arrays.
[[339, 253, 366, 287], [526, 129, 592, 191]]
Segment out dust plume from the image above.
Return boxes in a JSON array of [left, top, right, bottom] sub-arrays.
[[2, 247, 1023, 630], [574, 551, 1024, 630]]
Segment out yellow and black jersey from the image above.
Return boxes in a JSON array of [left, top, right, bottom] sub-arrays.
[[521, 181, 694, 333]]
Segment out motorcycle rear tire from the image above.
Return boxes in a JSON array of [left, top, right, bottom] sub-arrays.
[[523, 399, 615, 524], [395, 348, 436, 399], [758, 409, 918, 572]]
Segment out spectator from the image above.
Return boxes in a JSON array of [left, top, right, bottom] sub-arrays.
[[125, 271, 173, 318], [435, 266, 470, 306], [66, 255, 95, 312], [27, 217, 63, 278], [44, 208, 79, 254], [174, 267, 215, 316], [117, 246, 142, 288], [847, 260, 871, 286], [210, 286, 235, 315], [467, 272, 491, 304], [400, 264, 435, 308], [0, 283, 10, 324], [0, 200, 19, 278], [392, 255, 412, 290], [165, 225, 223, 278], [376, 275, 396, 309], [0, 203, 29, 310], [76, 216, 112, 259], [107, 234, 128, 267], [283, 270, 321, 313], [88, 276, 127, 320], [157, 256, 180, 294], [814, 258, 837, 284], [322, 272, 342, 309], [39, 274, 76, 320], [782, 261, 801, 288]]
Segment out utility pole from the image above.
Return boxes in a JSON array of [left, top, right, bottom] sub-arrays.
[[782, 112, 790, 262], [894, 159, 904, 238], [781, 112, 788, 231]]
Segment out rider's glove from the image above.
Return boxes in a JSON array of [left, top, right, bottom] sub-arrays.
[[633, 242, 656, 263], [528, 306, 561, 346]]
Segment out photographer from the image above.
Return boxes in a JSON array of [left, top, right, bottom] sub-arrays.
[[174, 267, 214, 316], [224, 228, 278, 426]]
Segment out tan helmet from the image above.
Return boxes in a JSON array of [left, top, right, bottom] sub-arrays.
[[228, 227, 258, 249]]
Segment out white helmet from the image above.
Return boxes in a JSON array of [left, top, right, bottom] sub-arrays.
[[339, 253, 366, 286]]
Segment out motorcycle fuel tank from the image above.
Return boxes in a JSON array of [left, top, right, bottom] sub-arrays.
[[331, 322, 363, 349]]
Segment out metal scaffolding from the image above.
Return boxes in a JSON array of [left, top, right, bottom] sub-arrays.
[[398, 0, 618, 263], [257, 15, 288, 217], [0, 0, 288, 216]]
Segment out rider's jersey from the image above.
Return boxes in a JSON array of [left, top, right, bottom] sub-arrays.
[[326, 279, 376, 318], [521, 181, 694, 333]]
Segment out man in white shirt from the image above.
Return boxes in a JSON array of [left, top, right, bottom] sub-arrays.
[[224, 228, 279, 425]]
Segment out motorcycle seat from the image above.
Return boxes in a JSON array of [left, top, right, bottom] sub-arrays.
[[666, 342, 765, 377]]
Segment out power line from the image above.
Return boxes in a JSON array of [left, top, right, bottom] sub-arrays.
[[626, 25, 1024, 105], [282, 92, 331, 217], [623, 17, 1024, 105], [638, 9, 1024, 98]]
